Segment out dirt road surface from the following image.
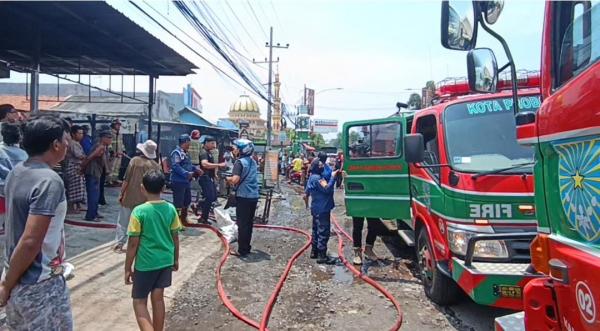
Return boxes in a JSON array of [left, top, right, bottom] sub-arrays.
[[0, 184, 511, 330], [166, 183, 510, 331]]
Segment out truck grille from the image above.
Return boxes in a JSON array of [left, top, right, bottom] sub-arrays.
[[493, 226, 535, 263]]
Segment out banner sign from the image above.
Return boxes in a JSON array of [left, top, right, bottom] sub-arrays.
[[313, 119, 338, 133], [264, 150, 280, 186], [305, 88, 315, 115]]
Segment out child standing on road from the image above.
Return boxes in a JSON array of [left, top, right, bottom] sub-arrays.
[[125, 169, 182, 331]]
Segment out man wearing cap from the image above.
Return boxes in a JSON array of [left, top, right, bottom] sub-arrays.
[[170, 134, 203, 225], [198, 136, 226, 224], [113, 140, 161, 252], [81, 128, 112, 222], [108, 119, 124, 186]]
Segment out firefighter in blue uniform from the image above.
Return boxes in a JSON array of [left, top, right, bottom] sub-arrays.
[[170, 134, 203, 225]]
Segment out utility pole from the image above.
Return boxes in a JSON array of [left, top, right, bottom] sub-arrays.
[[254, 27, 288, 150]]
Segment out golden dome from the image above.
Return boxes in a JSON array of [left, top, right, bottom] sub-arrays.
[[230, 95, 260, 113]]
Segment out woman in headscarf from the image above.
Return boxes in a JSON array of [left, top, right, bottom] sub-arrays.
[[305, 159, 339, 265]]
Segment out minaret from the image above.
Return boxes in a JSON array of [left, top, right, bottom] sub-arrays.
[[272, 72, 282, 144]]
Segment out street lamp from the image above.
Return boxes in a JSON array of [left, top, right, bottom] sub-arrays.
[[316, 87, 344, 95]]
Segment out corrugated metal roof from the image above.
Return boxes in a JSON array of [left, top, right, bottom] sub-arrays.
[[0, 95, 64, 112], [0, 2, 196, 75], [50, 95, 146, 118]]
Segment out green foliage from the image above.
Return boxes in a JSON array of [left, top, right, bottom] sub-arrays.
[[426, 80, 436, 91], [328, 132, 343, 148], [310, 132, 326, 148]]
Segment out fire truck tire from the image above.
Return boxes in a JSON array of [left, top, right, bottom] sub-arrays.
[[416, 227, 460, 305]]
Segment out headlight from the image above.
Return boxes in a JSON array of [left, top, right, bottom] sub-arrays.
[[446, 228, 509, 259]]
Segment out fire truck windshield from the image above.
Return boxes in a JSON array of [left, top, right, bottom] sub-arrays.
[[444, 95, 541, 173]]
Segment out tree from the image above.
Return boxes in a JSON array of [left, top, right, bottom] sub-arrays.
[[425, 80, 436, 91], [329, 132, 343, 148], [310, 133, 326, 148], [407, 93, 422, 110]]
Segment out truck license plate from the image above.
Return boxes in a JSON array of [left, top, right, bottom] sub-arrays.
[[493, 285, 522, 299]]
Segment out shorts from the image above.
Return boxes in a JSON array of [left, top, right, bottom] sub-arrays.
[[6, 276, 73, 331], [171, 182, 191, 208], [132, 267, 173, 299]]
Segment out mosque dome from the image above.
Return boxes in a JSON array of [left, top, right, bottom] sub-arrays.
[[230, 95, 260, 113]]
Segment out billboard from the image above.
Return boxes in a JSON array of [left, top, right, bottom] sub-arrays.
[[312, 119, 338, 134], [305, 88, 315, 115]]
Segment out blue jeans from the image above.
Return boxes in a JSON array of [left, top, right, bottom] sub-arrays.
[[85, 175, 100, 220], [198, 176, 217, 221], [312, 212, 331, 252]]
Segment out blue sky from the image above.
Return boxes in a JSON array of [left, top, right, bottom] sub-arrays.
[[7, 0, 546, 135]]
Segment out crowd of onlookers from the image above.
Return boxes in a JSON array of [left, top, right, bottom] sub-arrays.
[[280, 150, 344, 189], [0, 105, 262, 330]]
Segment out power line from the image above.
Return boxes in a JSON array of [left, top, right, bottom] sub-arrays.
[[143, 0, 263, 69], [245, 0, 268, 40], [197, 0, 251, 55], [269, 0, 287, 38], [128, 1, 261, 98], [177, 1, 266, 93], [222, 0, 264, 54], [173, 1, 269, 102]]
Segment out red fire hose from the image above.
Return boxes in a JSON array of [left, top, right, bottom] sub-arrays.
[[64, 208, 404, 329], [65, 219, 117, 229], [185, 223, 312, 331], [331, 214, 404, 330], [189, 215, 404, 331]]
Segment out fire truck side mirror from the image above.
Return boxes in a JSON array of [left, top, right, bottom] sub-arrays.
[[441, 0, 478, 51], [404, 134, 425, 164], [467, 48, 499, 93], [482, 0, 504, 25]]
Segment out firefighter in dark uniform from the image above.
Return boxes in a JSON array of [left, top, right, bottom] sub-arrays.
[[170, 134, 203, 225]]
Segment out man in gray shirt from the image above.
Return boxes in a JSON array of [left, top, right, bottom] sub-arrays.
[[0, 115, 73, 330]]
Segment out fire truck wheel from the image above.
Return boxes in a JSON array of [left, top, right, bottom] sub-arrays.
[[416, 227, 460, 305]]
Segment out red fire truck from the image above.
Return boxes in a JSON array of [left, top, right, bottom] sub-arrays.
[[440, 1, 600, 330]]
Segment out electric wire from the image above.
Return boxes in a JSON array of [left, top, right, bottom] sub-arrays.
[[128, 0, 264, 99], [172, 1, 270, 102], [142, 0, 263, 68], [223, 0, 264, 53], [245, 0, 269, 40], [174, 1, 268, 103]]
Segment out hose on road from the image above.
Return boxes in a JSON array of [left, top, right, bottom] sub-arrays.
[[186, 223, 312, 331], [189, 216, 404, 331], [331, 214, 404, 330], [65, 213, 404, 330], [65, 219, 117, 229]]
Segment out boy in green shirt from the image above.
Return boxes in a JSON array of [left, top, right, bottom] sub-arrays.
[[125, 169, 182, 331]]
